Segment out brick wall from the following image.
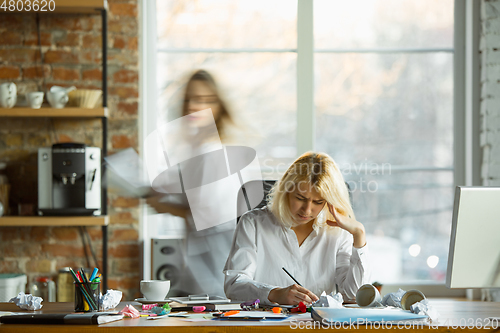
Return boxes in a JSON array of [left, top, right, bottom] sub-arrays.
[[481, 0, 500, 185], [0, 0, 140, 301]]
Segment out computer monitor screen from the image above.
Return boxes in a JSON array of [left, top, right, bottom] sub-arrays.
[[446, 186, 500, 288]]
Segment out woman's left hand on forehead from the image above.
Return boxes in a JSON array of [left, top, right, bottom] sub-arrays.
[[327, 204, 361, 234]]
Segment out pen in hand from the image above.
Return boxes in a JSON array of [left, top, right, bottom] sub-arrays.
[[282, 267, 302, 286]]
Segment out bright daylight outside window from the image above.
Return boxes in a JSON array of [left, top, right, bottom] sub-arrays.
[[152, 0, 454, 284]]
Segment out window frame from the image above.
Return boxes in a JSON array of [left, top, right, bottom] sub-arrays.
[[139, 0, 476, 297]]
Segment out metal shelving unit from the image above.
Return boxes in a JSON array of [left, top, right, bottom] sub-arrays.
[[0, 0, 109, 291]]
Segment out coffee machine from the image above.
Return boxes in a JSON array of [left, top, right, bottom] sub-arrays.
[[38, 143, 101, 216]]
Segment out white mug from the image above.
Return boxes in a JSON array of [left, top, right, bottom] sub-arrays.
[[26, 92, 44, 109], [356, 284, 383, 307], [46, 90, 69, 109], [0, 82, 17, 108], [140, 280, 170, 300], [400, 289, 426, 310]]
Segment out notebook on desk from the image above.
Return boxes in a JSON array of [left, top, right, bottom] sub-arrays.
[[311, 307, 428, 324]]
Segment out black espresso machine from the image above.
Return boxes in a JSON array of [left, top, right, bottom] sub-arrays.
[[38, 143, 101, 216]]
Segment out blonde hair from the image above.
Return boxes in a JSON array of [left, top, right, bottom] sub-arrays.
[[181, 69, 234, 142], [268, 152, 354, 229]]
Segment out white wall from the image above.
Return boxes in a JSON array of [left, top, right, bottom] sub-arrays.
[[481, 0, 500, 185]]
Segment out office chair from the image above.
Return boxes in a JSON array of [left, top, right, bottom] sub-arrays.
[[236, 180, 276, 223]]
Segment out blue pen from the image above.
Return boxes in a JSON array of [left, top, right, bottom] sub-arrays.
[[90, 268, 99, 281]]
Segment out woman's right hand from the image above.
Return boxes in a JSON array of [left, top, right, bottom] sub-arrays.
[[268, 284, 319, 305]]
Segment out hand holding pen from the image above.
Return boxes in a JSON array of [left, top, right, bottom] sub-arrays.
[[267, 267, 318, 305]]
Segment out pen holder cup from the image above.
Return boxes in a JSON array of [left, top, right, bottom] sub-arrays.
[[74, 281, 101, 312]]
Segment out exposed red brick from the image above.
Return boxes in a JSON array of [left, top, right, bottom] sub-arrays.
[[52, 227, 79, 241], [52, 67, 80, 81], [111, 228, 138, 242], [113, 69, 138, 84], [0, 66, 20, 79], [24, 31, 51, 46], [80, 50, 101, 64], [117, 102, 138, 116], [52, 118, 100, 131], [0, 15, 23, 30], [82, 68, 102, 81], [55, 259, 87, 271], [0, 49, 38, 63], [109, 3, 137, 18], [113, 35, 126, 49], [109, 243, 139, 258], [112, 35, 138, 50], [108, 18, 137, 35], [109, 211, 137, 225], [23, 65, 51, 79], [82, 34, 102, 49], [26, 259, 52, 273], [44, 50, 79, 64], [30, 227, 49, 242], [85, 227, 103, 241], [3, 133, 23, 147], [27, 133, 51, 147], [57, 134, 74, 143], [112, 197, 139, 208], [113, 258, 140, 274], [0, 31, 23, 45], [127, 36, 138, 50], [107, 51, 138, 66], [111, 134, 135, 149], [1, 227, 19, 242], [41, 17, 82, 31], [54, 32, 80, 47], [0, 260, 18, 273], [109, 86, 138, 99], [42, 244, 85, 257]]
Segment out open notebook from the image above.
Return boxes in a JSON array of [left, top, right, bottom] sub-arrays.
[[311, 307, 428, 324]]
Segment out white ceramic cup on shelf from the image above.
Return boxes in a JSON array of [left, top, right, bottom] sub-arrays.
[[140, 280, 170, 300], [356, 284, 383, 307], [26, 92, 44, 109], [0, 82, 17, 108], [46, 90, 69, 108]]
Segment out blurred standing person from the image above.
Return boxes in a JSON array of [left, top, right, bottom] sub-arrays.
[[147, 70, 239, 297]]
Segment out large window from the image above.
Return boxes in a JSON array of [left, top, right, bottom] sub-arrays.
[[144, 0, 455, 284]]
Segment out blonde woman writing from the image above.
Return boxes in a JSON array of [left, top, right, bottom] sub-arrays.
[[223, 152, 371, 305]]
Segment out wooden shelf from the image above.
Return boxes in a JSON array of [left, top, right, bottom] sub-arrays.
[[53, 0, 107, 13], [0, 216, 109, 227], [0, 107, 108, 117], [2, 0, 107, 14]]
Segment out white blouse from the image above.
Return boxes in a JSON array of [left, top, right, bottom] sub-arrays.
[[223, 207, 371, 304]]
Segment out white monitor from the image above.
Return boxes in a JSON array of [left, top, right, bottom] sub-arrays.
[[446, 186, 500, 288]]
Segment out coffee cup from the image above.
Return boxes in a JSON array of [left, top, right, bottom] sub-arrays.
[[46, 90, 69, 108], [356, 284, 382, 307], [26, 92, 44, 109], [400, 289, 425, 310], [0, 82, 17, 108], [140, 280, 170, 300]]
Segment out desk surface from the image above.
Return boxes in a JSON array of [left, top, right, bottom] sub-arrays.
[[1, 299, 499, 332]]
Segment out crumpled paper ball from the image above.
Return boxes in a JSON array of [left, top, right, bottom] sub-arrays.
[[381, 288, 406, 308], [314, 291, 344, 308], [119, 304, 141, 318], [410, 299, 439, 322], [100, 289, 122, 310], [9, 292, 43, 310]]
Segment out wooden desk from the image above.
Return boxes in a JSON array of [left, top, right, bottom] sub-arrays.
[[1, 299, 499, 332]]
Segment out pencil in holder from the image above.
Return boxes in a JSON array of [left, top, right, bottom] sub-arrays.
[[74, 281, 100, 312]]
